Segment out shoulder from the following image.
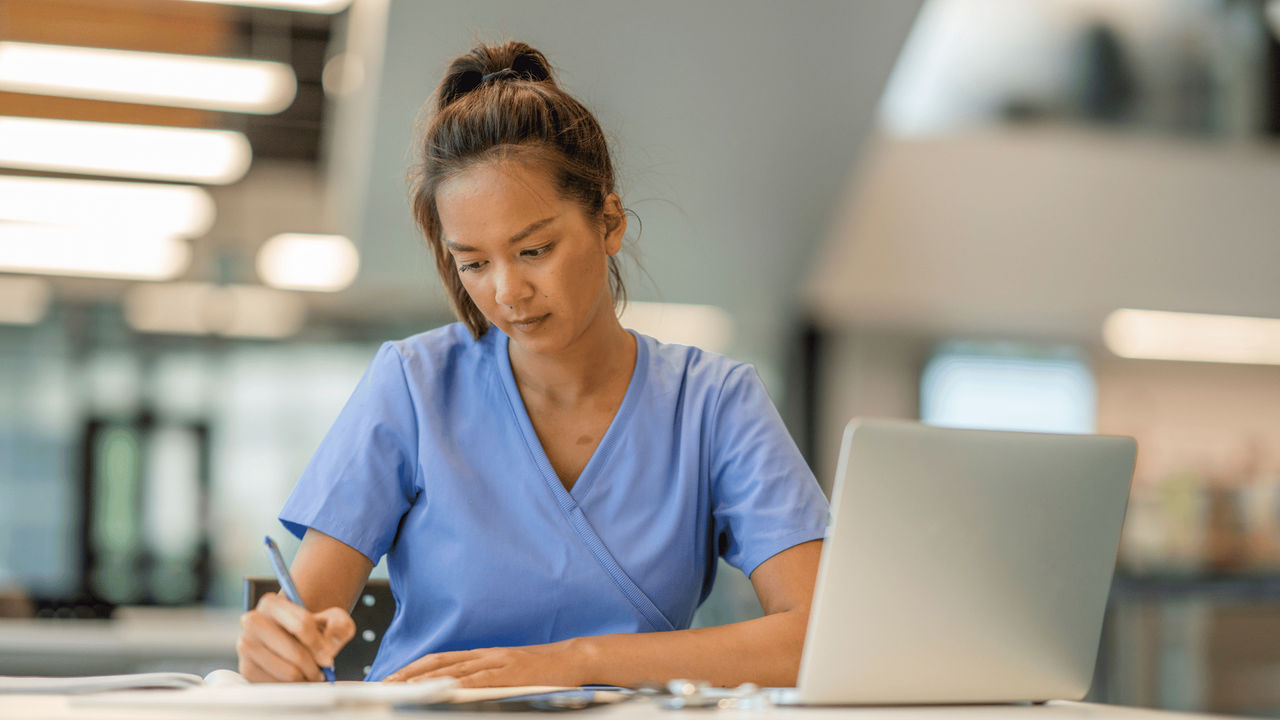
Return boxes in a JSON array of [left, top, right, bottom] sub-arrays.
[[383, 322, 497, 384], [637, 331, 753, 405]]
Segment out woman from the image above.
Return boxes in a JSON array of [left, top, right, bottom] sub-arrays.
[[236, 41, 828, 689]]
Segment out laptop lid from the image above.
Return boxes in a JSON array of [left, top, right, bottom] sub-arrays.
[[797, 419, 1135, 705]]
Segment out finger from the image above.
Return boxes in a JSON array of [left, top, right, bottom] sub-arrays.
[[246, 620, 323, 683], [237, 653, 273, 684], [314, 607, 356, 661], [257, 593, 329, 660], [236, 633, 267, 682], [238, 631, 317, 682], [387, 650, 475, 680], [242, 610, 323, 682], [410, 657, 495, 683], [238, 612, 285, 680], [255, 619, 324, 682], [456, 668, 507, 689], [386, 650, 480, 682], [255, 592, 312, 638]]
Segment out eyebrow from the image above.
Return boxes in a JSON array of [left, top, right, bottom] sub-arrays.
[[444, 216, 557, 253]]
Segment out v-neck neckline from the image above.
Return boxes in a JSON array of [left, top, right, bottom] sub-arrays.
[[493, 327, 647, 508]]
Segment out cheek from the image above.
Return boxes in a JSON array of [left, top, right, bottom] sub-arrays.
[[456, 273, 488, 307], [565, 243, 603, 276]]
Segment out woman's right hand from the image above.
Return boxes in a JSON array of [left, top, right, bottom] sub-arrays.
[[236, 591, 356, 682]]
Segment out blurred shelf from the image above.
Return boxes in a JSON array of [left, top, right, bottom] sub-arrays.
[[0, 606, 240, 676], [1113, 572, 1280, 602]]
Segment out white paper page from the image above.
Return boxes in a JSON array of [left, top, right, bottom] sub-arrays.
[[0, 673, 205, 694], [69, 676, 456, 710], [202, 669, 249, 687]]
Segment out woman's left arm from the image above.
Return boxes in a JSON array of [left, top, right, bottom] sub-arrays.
[[386, 539, 821, 688]]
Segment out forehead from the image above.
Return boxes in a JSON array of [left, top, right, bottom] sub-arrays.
[[436, 161, 565, 245]]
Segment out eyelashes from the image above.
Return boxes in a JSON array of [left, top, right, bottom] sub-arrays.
[[456, 243, 555, 273]]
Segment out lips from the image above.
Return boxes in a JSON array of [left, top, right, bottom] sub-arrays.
[[509, 313, 549, 331]]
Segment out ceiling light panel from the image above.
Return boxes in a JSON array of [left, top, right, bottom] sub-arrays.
[[0, 222, 191, 281], [0, 175, 215, 237], [0, 42, 296, 114], [1103, 308, 1280, 366], [0, 117, 251, 184], [256, 233, 359, 292]]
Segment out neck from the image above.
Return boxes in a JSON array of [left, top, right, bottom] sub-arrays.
[[508, 306, 635, 406]]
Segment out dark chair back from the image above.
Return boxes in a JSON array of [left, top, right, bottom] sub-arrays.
[[243, 576, 394, 680]]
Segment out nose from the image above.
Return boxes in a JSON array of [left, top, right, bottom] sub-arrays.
[[493, 262, 532, 309]]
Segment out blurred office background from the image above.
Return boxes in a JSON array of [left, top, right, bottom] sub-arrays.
[[2, 0, 1279, 714]]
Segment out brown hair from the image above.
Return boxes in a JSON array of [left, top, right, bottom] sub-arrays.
[[409, 41, 626, 339]]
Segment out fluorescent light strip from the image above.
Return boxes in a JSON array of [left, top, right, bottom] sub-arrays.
[[0, 276, 52, 325], [0, 42, 296, 114], [124, 282, 306, 338], [1103, 308, 1280, 366], [180, 0, 352, 13], [0, 222, 190, 280], [257, 233, 359, 292], [0, 175, 215, 237], [0, 117, 251, 184]]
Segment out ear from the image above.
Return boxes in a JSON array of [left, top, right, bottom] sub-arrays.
[[601, 193, 626, 256]]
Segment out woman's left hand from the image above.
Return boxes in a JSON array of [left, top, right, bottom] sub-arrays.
[[383, 640, 586, 687]]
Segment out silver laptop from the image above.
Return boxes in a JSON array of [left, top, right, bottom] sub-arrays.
[[779, 419, 1136, 705]]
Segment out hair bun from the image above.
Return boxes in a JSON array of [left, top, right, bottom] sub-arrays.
[[505, 49, 551, 82], [437, 41, 554, 110]]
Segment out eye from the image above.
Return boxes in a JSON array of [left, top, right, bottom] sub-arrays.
[[521, 243, 553, 259], [457, 260, 486, 273]]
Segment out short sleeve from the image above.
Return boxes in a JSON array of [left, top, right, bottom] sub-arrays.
[[709, 365, 829, 577], [279, 342, 420, 565]]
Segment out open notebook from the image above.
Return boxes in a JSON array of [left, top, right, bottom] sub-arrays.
[[0, 670, 247, 694], [2, 671, 461, 710]]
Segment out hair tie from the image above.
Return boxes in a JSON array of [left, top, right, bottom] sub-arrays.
[[481, 68, 519, 84]]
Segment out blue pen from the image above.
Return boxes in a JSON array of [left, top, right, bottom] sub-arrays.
[[264, 535, 337, 683]]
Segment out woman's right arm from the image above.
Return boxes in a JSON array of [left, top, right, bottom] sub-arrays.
[[236, 528, 375, 682]]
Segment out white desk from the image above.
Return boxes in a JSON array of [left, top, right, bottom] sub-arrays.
[[0, 695, 1237, 720], [0, 609, 1239, 720]]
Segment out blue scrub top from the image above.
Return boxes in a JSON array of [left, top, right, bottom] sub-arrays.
[[279, 323, 828, 681]]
